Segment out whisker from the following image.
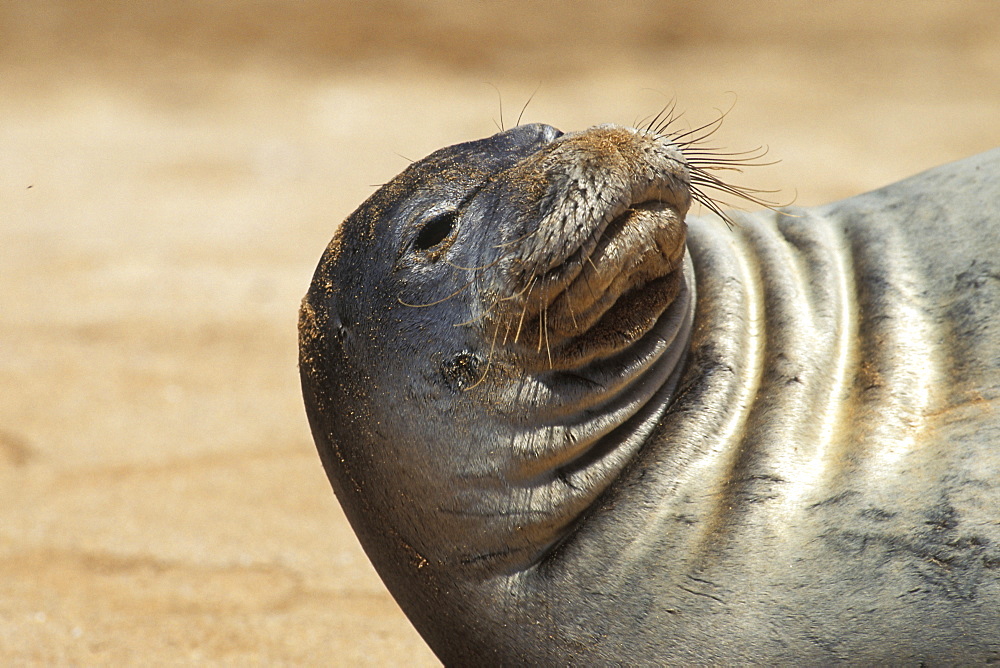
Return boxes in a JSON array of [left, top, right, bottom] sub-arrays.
[[464, 318, 502, 392], [691, 189, 737, 229], [536, 291, 545, 354], [566, 294, 579, 330], [453, 293, 502, 327], [516, 84, 541, 127], [487, 82, 505, 131], [634, 98, 791, 226], [689, 169, 782, 202], [445, 256, 503, 272], [502, 311, 514, 345], [398, 278, 476, 308], [542, 305, 553, 368], [512, 277, 535, 344], [494, 223, 544, 250], [644, 100, 674, 135], [654, 101, 683, 136], [584, 256, 601, 299]]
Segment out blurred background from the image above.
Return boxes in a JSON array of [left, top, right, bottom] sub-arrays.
[[1, 1, 998, 664]]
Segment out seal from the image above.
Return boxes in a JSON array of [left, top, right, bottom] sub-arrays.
[[299, 121, 1000, 664]]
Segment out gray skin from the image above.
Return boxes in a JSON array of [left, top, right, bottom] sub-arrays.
[[299, 122, 1000, 665]]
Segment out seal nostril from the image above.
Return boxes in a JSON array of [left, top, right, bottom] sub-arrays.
[[414, 211, 456, 251]]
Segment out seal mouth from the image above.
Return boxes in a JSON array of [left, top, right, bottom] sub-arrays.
[[501, 187, 688, 368], [555, 197, 685, 323], [543, 198, 686, 365]]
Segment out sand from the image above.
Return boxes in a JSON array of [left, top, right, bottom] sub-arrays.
[[2, 2, 998, 664]]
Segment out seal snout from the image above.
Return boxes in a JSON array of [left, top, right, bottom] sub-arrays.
[[486, 125, 692, 365]]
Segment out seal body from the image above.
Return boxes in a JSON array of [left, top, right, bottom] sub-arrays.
[[300, 122, 1000, 664]]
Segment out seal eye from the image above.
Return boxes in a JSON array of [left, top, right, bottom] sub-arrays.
[[414, 211, 456, 251]]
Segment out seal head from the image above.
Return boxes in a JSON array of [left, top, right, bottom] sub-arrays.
[[299, 123, 695, 577]]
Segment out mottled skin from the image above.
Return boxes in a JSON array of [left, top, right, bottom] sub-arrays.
[[299, 123, 1000, 664]]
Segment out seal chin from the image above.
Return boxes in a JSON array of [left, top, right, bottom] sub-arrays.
[[553, 268, 685, 366]]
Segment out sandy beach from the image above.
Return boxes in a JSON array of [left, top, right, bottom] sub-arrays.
[[2, 2, 998, 664]]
